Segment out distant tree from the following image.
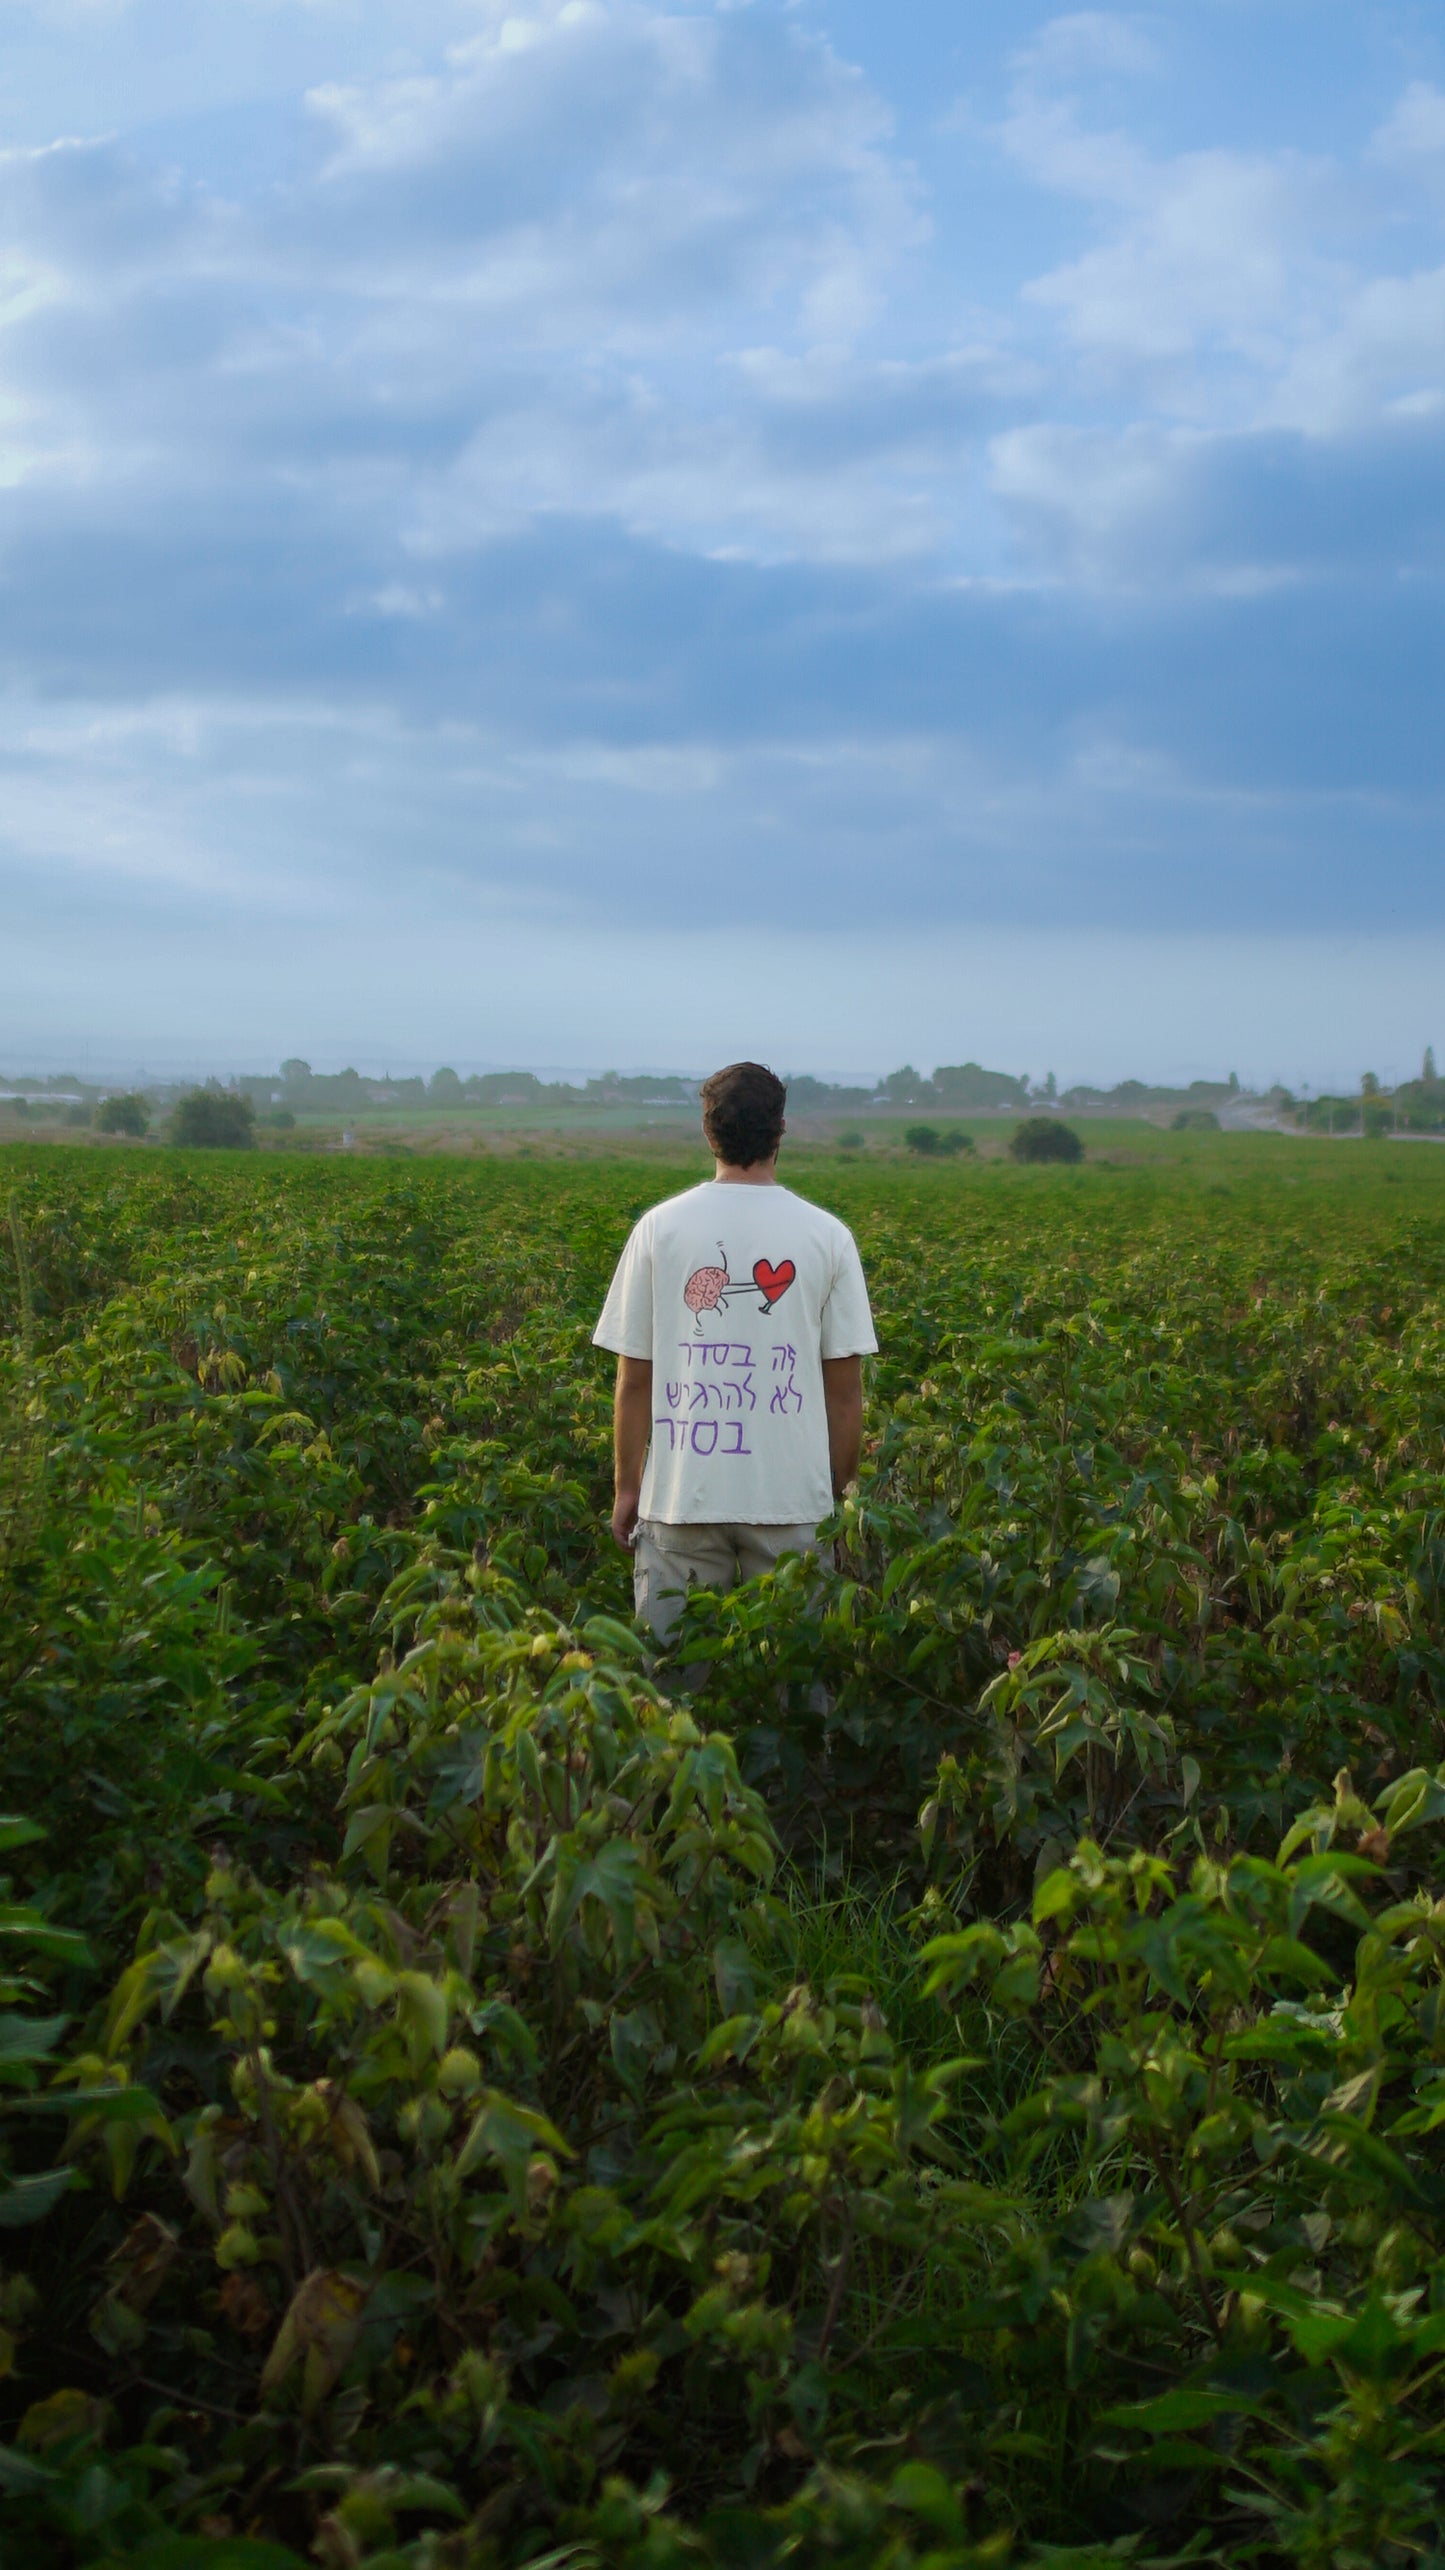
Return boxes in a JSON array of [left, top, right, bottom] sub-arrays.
[[1010, 1118, 1083, 1165], [429, 1067, 465, 1103], [932, 1061, 1029, 1109], [785, 1076, 872, 1111], [1043, 1071, 1058, 1101], [171, 1087, 256, 1148], [1361, 1072, 1380, 1098], [880, 1065, 927, 1105], [1301, 1093, 1357, 1135], [1426, 1046, 1438, 1084], [1394, 1068, 1445, 1133], [94, 1092, 150, 1137], [466, 1072, 544, 1105], [585, 1073, 695, 1104]]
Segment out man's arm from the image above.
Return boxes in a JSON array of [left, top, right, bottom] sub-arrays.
[[611, 1355, 653, 1550], [821, 1355, 863, 1498]]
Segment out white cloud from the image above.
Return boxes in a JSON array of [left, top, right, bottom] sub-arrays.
[[1025, 145, 1325, 371], [996, 48, 1340, 414], [1266, 261, 1445, 433], [1371, 80, 1445, 167], [1011, 11, 1160, 87], [994, 54, 1445, 448], [299, 0, 921, 350], [0, 0, 947, 562], [989, 419, 1188, 577]]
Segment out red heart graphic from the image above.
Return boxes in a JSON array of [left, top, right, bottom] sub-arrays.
[[752, 1257, 795, 1306]]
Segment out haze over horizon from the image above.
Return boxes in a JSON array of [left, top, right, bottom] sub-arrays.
[[4, 0, 1444, 1079]]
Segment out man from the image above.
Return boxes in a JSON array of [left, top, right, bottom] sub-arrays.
[[593, 1060, 876, 1642]]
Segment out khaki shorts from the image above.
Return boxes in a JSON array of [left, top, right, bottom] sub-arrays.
[[633, 1518, 823, 1644]]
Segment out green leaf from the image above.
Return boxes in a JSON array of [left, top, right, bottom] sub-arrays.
[[1032, 1867, 1078, 1925], [16, 2083, 165, 2119], [0, 2441, 56, 2493], [697, 2016, 760, 2070], [886, 2461, 964, 2539], [0, 2167, 74, 2226], [453, 2089, 573, 2209], [0, 2011, 68, 2065], [578, 1615, 648, 1661], [1257, 1936, 1333, 1987], [1286, 1853, 1376, 1937], [0, 1908, 92, 1967], [1103, 2386, 1263, 2432]]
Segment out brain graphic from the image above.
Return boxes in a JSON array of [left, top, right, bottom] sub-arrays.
[[685, 1263, 728, 1315]]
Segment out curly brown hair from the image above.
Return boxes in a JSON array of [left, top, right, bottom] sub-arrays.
[[700, 1062, 787, 1169]]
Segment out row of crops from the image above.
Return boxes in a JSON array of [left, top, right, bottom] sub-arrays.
[[3, 1140, 1445, 2568]]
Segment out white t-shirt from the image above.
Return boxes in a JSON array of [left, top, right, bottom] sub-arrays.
[[593, 1179, 877, 1526]]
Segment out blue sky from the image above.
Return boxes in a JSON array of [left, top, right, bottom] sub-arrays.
[[3, 0, 1445, 1085]]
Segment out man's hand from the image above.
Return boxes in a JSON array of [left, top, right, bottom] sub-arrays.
[[611, 1356, 653, 1551], [822, 1354, 864, 1498]]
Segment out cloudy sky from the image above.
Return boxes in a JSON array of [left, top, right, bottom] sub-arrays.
[[3, 0, 1444, 1084]]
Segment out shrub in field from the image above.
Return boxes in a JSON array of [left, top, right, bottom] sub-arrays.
[[13, 1600, 976, 2556], [904, 1126, 972, 1158], [1171, 1108, 1220, 1131], [1009, 1117, 1083, 1163], [93, 1094, 150, 1138], [170, 1087, 256, 1148]]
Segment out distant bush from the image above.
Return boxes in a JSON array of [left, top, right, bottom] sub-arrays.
[[1171, 1107, 1220, 1131], [264, 1106, 296, 1131], [1010, 1117, 1083, 1164], [62, 1104, 90, 1128], [94, 1091, 150, 1138], [170, 1088, 256, 1148], [836, 1129, 864, 1151], [905, 1124, 974, 1157]]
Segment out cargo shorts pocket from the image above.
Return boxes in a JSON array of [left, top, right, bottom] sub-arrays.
[[647, 1520, 705, 1555]]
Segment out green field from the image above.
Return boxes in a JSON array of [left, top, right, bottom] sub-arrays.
[[4, 1135, 1445, 2567]]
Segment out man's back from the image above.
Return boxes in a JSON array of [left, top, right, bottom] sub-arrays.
[[594, 1176, 875, 1526]]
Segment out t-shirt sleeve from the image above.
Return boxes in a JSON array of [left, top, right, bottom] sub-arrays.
[[592, 1218, 654, 1358], [820, 1227, 878, 1358]]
